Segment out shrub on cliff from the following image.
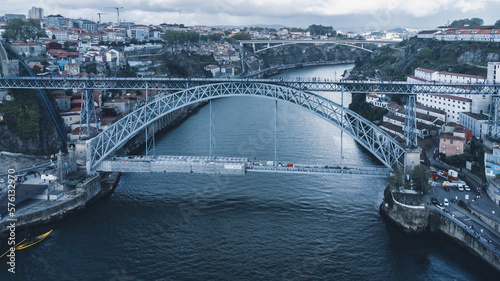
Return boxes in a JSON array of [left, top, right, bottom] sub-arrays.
[[0, 89, 40, 139], [387, 162, 405, 190], [412, 165, 431, 195]]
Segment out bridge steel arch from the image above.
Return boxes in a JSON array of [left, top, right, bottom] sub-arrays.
[[253, 41, 374, 53], [87, 83, 406, 173]]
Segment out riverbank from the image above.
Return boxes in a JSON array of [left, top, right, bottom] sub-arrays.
[[0, 172, 119, 233], [0, 102, 204, 234], [380, 192, 500, 273]]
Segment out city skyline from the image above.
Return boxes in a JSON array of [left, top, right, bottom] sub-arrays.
[[2, 0, 500, 30]]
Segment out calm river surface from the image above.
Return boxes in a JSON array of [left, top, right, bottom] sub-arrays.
[[1, 64, 498, 280]]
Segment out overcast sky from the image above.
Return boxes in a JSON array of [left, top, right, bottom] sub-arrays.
[[4, 0, 500, 30]]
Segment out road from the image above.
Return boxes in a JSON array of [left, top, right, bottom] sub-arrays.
[[430, 178, 500, 252]]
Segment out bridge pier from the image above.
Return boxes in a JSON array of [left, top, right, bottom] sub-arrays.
[[488, 96, 500, 139], [405, 148, 421, 173], [209, 100, 216, 157]]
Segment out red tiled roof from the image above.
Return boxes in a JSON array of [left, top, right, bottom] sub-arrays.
[[11, 41, 38, 46], [440, 133, 465, 141], [418, 30, 438, 35], [408, 75, 428, 82], [432, 94, 472, 102], [475, 30, 492, 34], [416, 68, 436, 74], [439, 72, 486, 79]]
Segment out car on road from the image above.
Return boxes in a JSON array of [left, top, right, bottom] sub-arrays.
[[458, 185, 464, 192], [0, 178, 5, 184], [444, 198, 449, 206], [464, 185, 471, 191], [444, 185, 450, 191], [431, 197, 438, 205]]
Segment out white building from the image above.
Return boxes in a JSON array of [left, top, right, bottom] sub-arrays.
[[416, 94, 472, 124], [127, 25, 150, 40], [488, 62, 500, 83], [366, 93, 389, 108], [61, 112, 81, 127], [28, 6, 43, 19], [45, 28, 67, 43], [459, 112, 489, 140], [205, 65, 220, 77], [409, 67, 491, 123]]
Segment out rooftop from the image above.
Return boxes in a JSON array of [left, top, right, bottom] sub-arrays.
[[440, 132, 465, 141]]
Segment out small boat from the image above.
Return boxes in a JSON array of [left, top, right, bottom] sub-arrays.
[[16, 229, 53, 250]]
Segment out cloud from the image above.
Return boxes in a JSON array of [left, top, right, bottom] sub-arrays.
[[3, 0, 500, 27]]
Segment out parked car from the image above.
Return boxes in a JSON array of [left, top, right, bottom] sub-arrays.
[[444, 198, 449, 206], [464, 185, 471, 192], [431, 197, 438, 205]]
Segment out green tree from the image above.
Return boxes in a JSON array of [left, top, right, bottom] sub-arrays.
[[494, 19, 500, 28], [450, 18, 484, 26], [2, 18, 45, 42], [412, 165, 431, 195], [0, 90, 40, 139], [387, 162, 405, 190], [307, 24, 337, 37], [225, 32, 251, 43], [417, 47, 432, 60]]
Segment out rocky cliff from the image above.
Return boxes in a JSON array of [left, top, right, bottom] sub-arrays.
[[0, 90, 63, 155], [243, 44, 366, 74], [380, 198, 430, 234], [351, 37, 500, 80]]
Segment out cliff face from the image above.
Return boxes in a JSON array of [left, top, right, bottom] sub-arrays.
[[380, 200, 430, 234], [161, 51, 214, 78], [0, 93, 62, 155], [243, 44, 366, 74]]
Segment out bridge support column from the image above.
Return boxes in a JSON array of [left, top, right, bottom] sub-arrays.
[[239, 44, 245, 74], [405, 148, 421, 173], [145, 122, 155, 156], [404, 94, 418, 149], [274, 100, 278, 167], [340, 84, 345, 173], [209, 100, 216, 158], [488, 96, 500, 140], [79, 88, 99, 139]]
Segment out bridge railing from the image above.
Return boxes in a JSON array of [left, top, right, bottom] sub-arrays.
[[0, 76, 498, 95]]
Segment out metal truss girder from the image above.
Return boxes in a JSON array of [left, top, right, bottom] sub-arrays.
[[488, 96, 500, 139], [404, 95, 418, 149], [1, 77, 499, 95], [88, 82, 406, 172]]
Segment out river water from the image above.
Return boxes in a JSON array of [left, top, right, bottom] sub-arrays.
[[2, 64, 498, 280]]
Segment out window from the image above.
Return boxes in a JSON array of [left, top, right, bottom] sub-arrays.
[[450, 140, 453, 144]]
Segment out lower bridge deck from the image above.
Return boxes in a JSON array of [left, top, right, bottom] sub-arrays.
[[96, 155, 390, 176]]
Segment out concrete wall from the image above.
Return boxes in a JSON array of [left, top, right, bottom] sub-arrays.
[[431, 210, 500, 272], [380, 198, 430, 233], [471, 207, 500, 234]]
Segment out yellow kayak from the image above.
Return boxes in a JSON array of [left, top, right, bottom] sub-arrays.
[[16, 229, 53, 250]]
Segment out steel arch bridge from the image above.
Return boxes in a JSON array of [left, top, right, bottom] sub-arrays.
[[253, 41, 373, 53], [87, 82, 406, 173], [238, 39, 398, 54]]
